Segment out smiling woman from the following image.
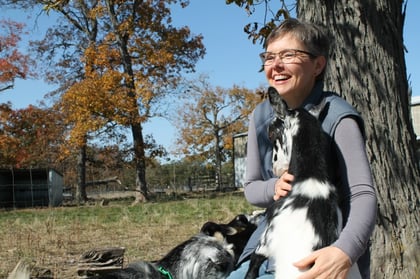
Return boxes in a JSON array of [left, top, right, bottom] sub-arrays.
[[227, 18, 377, 279], [262, 32, 326, 109]]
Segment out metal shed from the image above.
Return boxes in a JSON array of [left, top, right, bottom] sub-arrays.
[[233, 132, 248, 188], [0, 168, 63, 208]]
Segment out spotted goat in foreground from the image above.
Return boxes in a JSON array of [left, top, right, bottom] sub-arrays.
[[94, 213, 260, 279], [245, 87, 361, 279], [8, 213, 260, 279]]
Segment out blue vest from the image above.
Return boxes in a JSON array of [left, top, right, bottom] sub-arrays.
[[253, 82, 365, 181], [236, 83, 366, 269]]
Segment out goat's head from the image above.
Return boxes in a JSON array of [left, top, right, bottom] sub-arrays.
[[267, 87, 297, 177], [267, 86, 330, 178], [200, 214, 258, 264]]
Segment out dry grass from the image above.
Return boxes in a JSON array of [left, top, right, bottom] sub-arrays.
[[0, 191, 257, 278]]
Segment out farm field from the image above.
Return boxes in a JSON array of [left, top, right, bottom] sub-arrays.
[[0, 191, 258, 278]]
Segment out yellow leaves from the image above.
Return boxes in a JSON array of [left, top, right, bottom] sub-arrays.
[[118, 19, 133, 35], [89, 4, 107, 19], [174, 75, 261, 159], [60, 42, 141, 147], [62, 72, 132, 121], [45, 0, 205, 158], [84, 44, 121, 75]]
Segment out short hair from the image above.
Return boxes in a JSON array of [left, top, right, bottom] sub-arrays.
[[264, 18, 330, 81]]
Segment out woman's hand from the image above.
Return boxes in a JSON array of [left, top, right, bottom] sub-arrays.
[[273, 171, 294, 201], [294, 246, 352, 279]]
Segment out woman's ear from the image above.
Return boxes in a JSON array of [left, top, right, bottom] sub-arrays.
[[314, 55, 327, 76]]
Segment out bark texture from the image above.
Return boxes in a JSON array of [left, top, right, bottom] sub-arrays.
[[298, 0, 419, 277]]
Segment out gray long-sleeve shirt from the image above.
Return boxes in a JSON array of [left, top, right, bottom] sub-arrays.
[[241, 94, 377, 277]]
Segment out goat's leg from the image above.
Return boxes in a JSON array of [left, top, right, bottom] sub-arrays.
[[244, 253, 267, 279]]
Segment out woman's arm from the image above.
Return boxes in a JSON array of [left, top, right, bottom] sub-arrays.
[[332, 117, 377, 263], [243, 113, 277, 208]]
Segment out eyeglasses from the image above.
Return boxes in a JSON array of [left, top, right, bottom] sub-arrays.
[[259, 49, 316, 66]]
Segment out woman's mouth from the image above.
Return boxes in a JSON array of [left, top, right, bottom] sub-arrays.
[[274, 75, 290, 82]]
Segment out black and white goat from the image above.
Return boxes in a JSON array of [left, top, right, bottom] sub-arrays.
[[8, 214, 259, 279], [95, 214, 259, 279], [245, 87, 361, 279]]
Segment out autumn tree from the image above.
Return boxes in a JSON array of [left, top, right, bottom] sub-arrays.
[[175, 75, 261, 190], [0, 103, 18, 164], [0, 104, 65, 168], [229, 0, 419, 277], [0, 19, 33, 92], [1, 0, 205, 202]]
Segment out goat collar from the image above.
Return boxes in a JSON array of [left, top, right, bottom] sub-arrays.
[[158, 266, 173, 279]]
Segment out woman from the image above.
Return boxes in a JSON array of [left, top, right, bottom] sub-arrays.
[[228, 18, 377, 279]]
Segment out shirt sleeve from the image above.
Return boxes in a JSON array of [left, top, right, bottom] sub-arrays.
[[243, 112, 277, 208], [331, 117, 377, 264]]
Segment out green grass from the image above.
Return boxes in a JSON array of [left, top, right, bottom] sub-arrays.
[[0, 192, 258, 278]]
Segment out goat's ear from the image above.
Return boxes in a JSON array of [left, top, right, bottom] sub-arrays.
[[228, 214, 249, 227], [308, 98, 328, 119], [268, 87, 288, 119], [200, 222, 218, 236]]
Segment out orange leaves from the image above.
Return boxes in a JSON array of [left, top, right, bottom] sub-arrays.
[[60, 42, 137, 147], [0, 105, 65, 167], [60, 71, 134, 145], [31, 0, 205, 171], [0, 19, 34, 91], [83, 44, 121, 75]]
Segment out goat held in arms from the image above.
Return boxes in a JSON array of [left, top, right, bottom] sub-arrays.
[[245, 87, 361, 279]]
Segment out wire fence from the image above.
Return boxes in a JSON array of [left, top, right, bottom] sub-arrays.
[[0, 183, 50, 208], [0, 166, 236, 209]]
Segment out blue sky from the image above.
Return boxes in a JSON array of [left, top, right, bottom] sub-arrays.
[[0, 1, 419, 154]]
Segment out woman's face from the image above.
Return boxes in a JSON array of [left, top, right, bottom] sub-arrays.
[[264, 33, 325, 108]]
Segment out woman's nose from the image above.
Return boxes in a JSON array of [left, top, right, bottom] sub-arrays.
[[273, 56, 285, 67]]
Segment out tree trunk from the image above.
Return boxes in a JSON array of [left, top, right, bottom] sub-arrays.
[[132, 123, 149, 202], [215, 130, 223, 191], [76, 144, 87, 203], [298, 0, 420, 277], [105, 0, 149, 202]]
